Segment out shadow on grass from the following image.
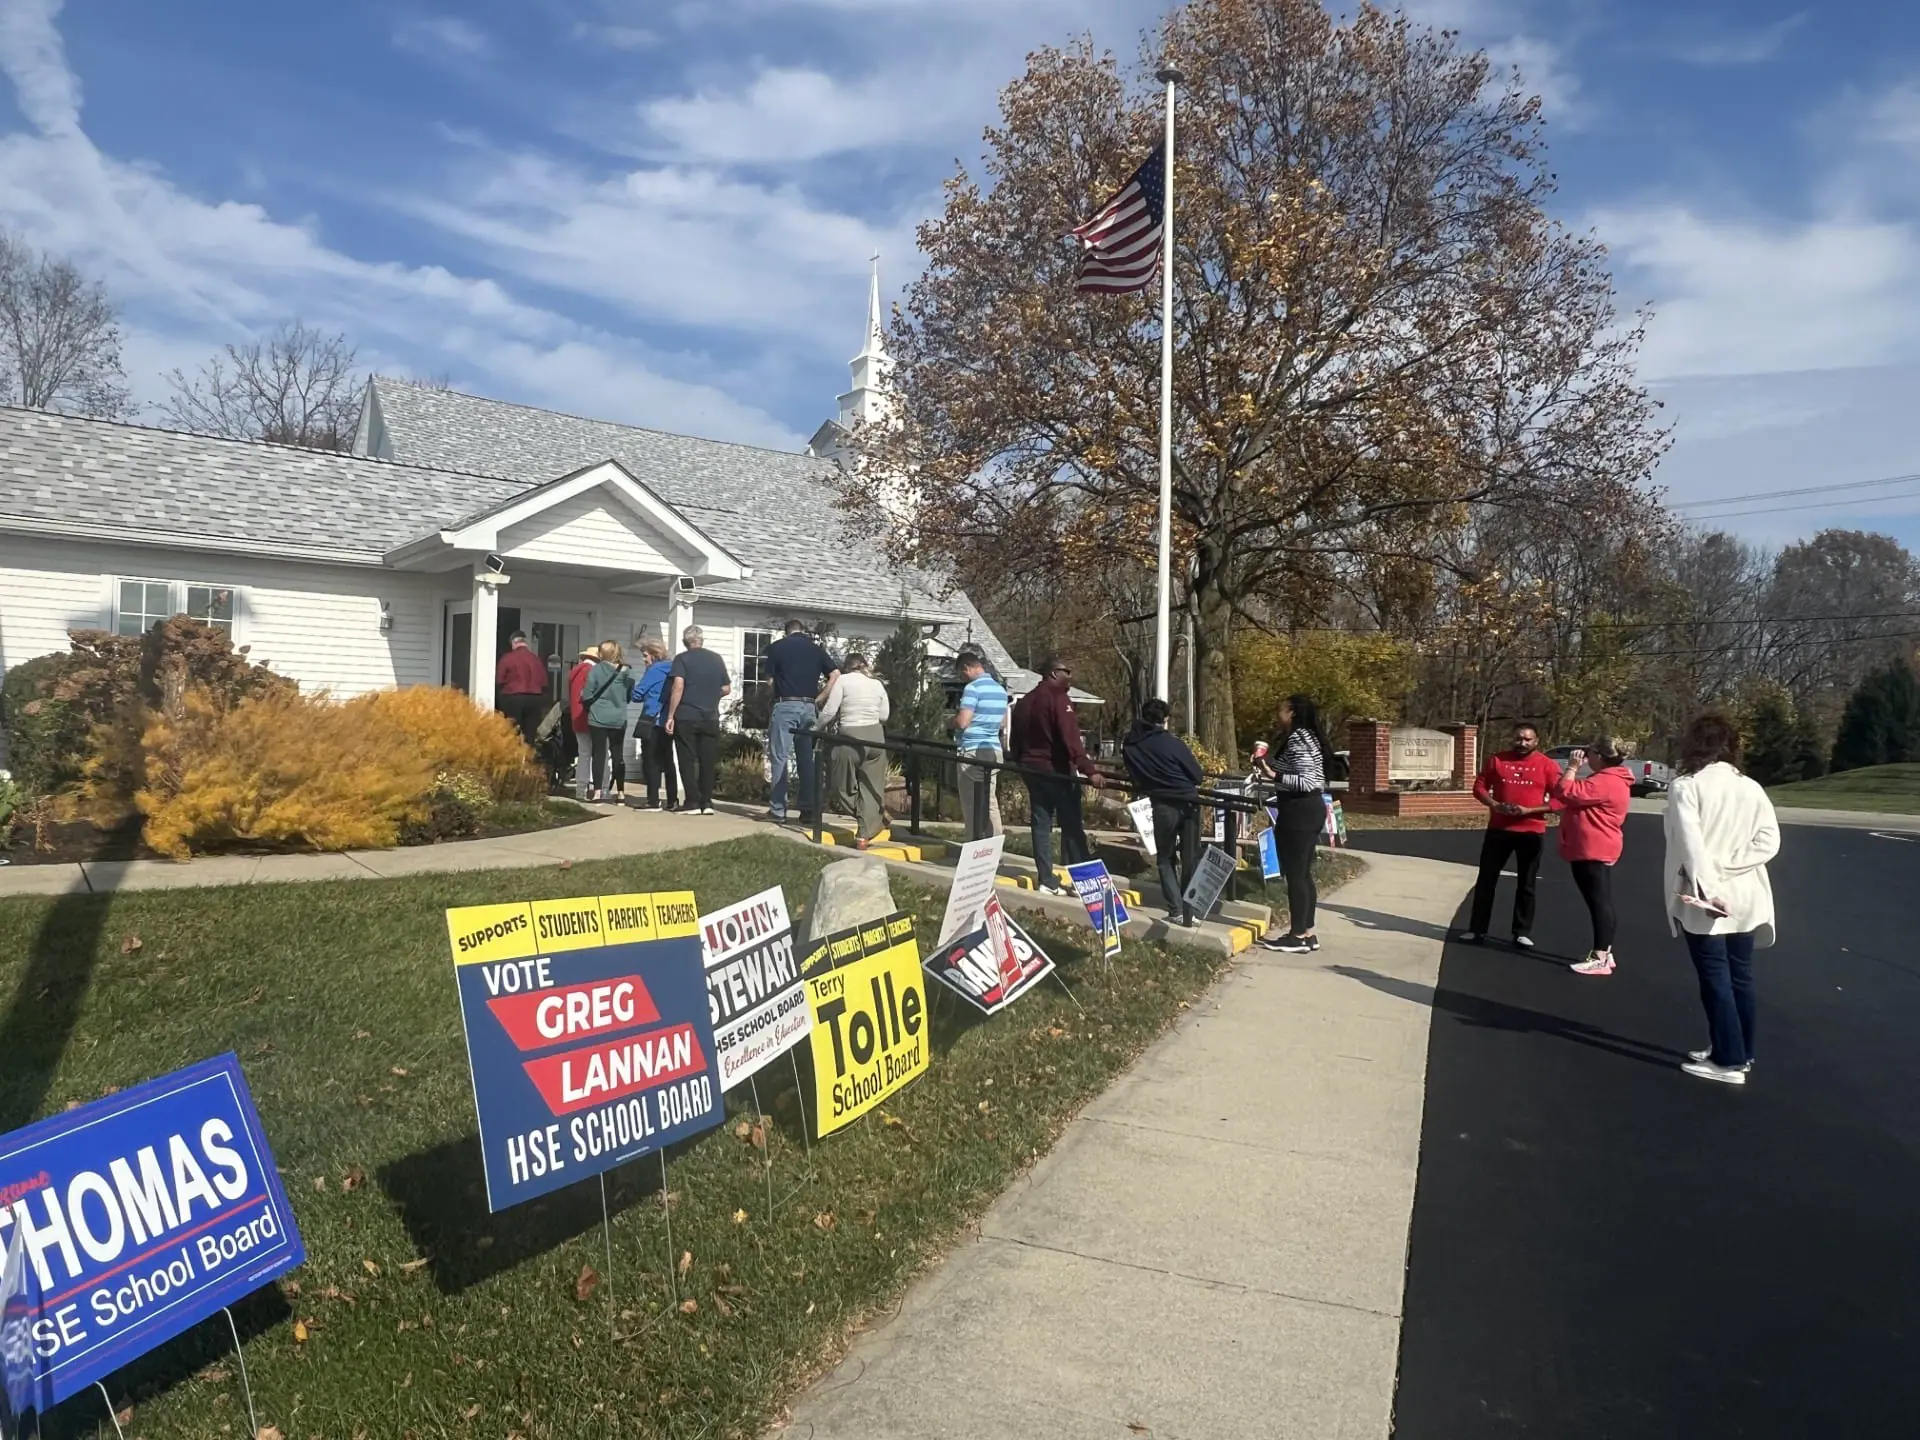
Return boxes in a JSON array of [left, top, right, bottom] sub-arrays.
[[1330, 963, 1683, 1070], [0, 885, 113, 1132], [30, 1286, 291, 1439]]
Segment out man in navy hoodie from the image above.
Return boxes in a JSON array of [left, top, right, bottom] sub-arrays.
[[1122, 698, 1205, 927]]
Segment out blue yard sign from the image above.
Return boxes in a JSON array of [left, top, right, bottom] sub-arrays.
[[447, 890, 726, 1213], [1065, 860, 1129, 928], [0, 1055, 304, 1418], [1259, 827, 1282, 879]]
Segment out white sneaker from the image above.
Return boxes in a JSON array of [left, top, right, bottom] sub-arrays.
[[1457, 931, 1480, 943], [1514, 935, 1535, 949], [1681, 1059, 1747, 1086], [1687, 1048, 1753, 1072], [1570, 951, 1615, 976]]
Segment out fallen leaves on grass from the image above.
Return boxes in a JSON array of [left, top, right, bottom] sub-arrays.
[[677, 1298, 698, 1315], [292, 1319, 309, 1344], [361, 1259, 381, 1277], [399, 1257, 430, 1274], [812, 1211, 836, 1233], [256, 1426, 284, 1440], [390, 1066, 409, 1077], [677, 1250, 692, 1277], [732, 1208, 748, 1225], [119, 934, 142, 954], [573, 1265, 600, 1302], [462, 1403, 482, 1421], [311, 1175, 327, 1192], [341, 1165, 366, 1192], [712, 1294, 734, 1318]]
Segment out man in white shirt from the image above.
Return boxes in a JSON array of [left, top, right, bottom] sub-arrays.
[[818, 653, 892, 847]]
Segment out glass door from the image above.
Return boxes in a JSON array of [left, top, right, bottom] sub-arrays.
[[526, 613, 591, 706]]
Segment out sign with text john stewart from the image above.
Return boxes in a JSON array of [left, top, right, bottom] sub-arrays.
[[699, 887, 809, 1089], [447, 892, 725, 1212]]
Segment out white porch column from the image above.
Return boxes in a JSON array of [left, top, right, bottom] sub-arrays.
[[470, 565, 508, 707], [670, 591, 696, 656]]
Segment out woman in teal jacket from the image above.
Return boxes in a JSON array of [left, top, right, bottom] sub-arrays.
[[581, 641, 633, 802]]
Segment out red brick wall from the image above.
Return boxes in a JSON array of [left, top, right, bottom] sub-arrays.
[[1348, 720, 1393, 797], [1440, 723, 1478, 791]]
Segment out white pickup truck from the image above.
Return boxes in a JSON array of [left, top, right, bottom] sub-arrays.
[[1545, 747, 1671, 797]]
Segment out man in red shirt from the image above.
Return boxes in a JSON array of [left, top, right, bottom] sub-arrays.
[[494, 630, 550, 747], [1009, 656, 1106, 895], [1463, 722, 1562, 947]]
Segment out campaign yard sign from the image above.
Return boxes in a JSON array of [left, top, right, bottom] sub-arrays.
[[924, 906, 1056, 1015], [799, 913, 929, 1138], [0, 1054, 304, 1416], [700, 888, 809, 1089], [1182, 844, 1237, 919], [447, 891, 725, 1213]]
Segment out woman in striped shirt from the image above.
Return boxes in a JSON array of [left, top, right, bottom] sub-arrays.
[[1256, 694, 1330, 953]]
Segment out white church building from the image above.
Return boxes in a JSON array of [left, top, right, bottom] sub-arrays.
[[0, 270, 1046, 715]]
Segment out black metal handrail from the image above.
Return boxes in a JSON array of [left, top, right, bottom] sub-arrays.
[[799, 726, 1266, 848]]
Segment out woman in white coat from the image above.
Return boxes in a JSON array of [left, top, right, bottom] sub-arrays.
[[1663, 713, 1781, 1087]]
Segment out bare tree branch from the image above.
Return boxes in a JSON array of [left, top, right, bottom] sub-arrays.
[[161, 320, 363, 450], [0, 228, 135, 419]]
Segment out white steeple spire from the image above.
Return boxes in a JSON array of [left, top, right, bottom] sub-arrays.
[[836, 251, 892, 430]]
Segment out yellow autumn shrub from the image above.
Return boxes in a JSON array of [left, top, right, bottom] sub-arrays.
[[138, 689, 436, 859], [348, 686, 542, 800]]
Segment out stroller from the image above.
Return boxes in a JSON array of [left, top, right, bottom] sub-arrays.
[[533, 701, 574, 793]]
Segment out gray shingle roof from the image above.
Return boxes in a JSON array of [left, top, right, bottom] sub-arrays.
[[362, 378, 963, 623], [0, 405, 524, 559]]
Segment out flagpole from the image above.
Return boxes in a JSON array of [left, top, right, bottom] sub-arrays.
[[1153, 66, 1181, 705]]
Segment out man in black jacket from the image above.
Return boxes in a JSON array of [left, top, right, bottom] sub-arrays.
[[1122, 698, 1204, 927]]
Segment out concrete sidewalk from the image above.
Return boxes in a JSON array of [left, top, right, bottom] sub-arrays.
[[778, 849, 1471, 1440], [0, 804, 763, 897]]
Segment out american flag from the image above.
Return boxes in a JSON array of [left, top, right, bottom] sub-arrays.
[[1071, 145, 1166, 295]]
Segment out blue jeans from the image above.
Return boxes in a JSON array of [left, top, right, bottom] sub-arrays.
[[1025, 772, 1090, 888], [1683, 929, 1757, 1067], [768, 700, 818, 817]]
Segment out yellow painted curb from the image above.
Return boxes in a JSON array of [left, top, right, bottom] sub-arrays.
[[1227, 923, 1259, 954]]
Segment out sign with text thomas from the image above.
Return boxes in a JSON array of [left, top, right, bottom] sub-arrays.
[[0, 1055, 304, 1416], [925, 906, 1055, 1015], [799, 913, 929, 1137], [448, 891, 724, 1212], [700, 888, 808, 1089]]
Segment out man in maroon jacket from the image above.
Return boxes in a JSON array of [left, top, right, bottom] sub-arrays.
[[1009, 656, 1106, 895], [494, 630, 550, 747], [1463, 722, 1562, 947]]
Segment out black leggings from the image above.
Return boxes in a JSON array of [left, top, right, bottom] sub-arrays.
[[1275, 825, 1319, 934], [1569, 860, 1616, 951]]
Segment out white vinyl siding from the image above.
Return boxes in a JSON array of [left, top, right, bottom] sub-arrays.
[[498, 490, 692, 574]]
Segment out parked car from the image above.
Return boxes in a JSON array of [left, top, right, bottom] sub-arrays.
[[1544, 746, 1670, 797]]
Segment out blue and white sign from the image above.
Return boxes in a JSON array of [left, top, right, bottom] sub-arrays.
[[0, 1055, 304, 1417], [1066, 860, 1129, 928]]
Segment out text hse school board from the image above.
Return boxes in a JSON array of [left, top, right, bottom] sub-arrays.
[[0, 1055, 304, 1414], [447, 892, 725, 1212], [799, 912, 929, 1137], [700, 887, 809, 1088]]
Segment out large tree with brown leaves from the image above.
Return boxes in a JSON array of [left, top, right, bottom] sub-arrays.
[[843, 0, 1666, 753]]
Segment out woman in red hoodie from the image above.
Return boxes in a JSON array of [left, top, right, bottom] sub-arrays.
[[1552, 735, 1635, 976]]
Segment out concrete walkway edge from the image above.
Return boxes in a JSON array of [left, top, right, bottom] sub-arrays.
[[775, 849, 1476, 1440]]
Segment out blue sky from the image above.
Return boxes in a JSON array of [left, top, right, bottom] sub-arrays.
[[4, 0, 1920, 549]]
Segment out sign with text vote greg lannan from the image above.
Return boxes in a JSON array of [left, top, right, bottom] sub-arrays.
[[447, 891, 725, 1212]]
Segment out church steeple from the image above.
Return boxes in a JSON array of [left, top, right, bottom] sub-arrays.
[[836, 252, 892, 430]]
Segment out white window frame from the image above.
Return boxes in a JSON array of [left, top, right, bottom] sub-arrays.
[[741, 628, 776, 694], [111, 576, 242, 639]]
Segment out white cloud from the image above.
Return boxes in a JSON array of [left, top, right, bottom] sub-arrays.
[[393, 14, 491, 60], [643, 66, 963, 163], [1668, 13, 1806, 67], [1596, 205, 1920, 378], [0, 0, 803, 448], [1486, 35, 1586, 128]]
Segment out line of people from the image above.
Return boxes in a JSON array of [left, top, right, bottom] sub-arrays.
[[1463, 714, 1780, 1087]]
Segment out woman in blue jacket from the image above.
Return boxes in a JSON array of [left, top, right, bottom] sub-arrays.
[[628, 640, 678, 810]]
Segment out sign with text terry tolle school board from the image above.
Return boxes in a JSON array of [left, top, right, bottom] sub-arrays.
[[799, 913, 929, 1138]]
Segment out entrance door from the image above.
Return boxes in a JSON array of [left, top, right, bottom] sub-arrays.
[[525, 612, 591, 706], [442, 603, 524, 692]]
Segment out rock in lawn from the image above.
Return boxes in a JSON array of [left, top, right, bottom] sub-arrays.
[[804, 858, 895, 944]]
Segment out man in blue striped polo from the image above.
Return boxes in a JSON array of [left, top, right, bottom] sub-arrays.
[[950, 649, 1010, 842]]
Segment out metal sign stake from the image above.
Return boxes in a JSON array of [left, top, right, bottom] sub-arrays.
[[788, 1048, 813, 1160], [598, 1171, 619, 1341], [221, 1307, 259, 1438], [93, 1384, 125, 1440], [659, 1151, 678, 1307]]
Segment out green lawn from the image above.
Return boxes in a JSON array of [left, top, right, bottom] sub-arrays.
[[0, 836, 1265, 1439], [1768, 763, 1920, 813]]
